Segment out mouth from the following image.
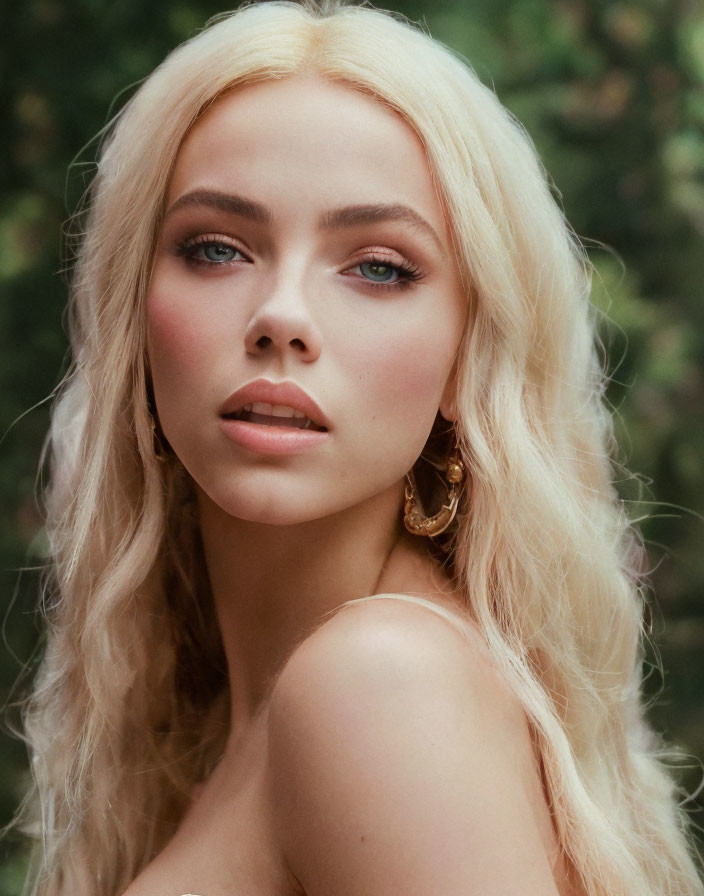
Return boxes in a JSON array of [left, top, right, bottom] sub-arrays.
[[222, 402, 328, 432]]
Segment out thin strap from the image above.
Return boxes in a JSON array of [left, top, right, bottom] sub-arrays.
[[338, 592, 472, 635]]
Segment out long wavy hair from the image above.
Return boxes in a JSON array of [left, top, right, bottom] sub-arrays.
[[19, 2, 703, 894]]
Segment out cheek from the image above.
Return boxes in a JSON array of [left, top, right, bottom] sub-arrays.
[[335, 312, 461, 477], [356, 313, 461, 416], [144, 284, 234, 442], [145, 273, 245, 408], [147, 289, 209, 380]]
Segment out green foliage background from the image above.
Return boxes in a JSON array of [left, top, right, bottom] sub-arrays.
[[1, 0, 703, 888]]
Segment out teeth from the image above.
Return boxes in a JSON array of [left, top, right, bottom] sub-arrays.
[[247, 401, 307, 420], [228, 400, 325, 431]]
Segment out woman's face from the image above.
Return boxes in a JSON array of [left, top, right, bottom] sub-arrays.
[[147, 76, 466, 525]]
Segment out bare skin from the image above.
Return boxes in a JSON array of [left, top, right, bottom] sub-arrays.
[[125, 76, 584, 895], [123, 535, 579, 896]]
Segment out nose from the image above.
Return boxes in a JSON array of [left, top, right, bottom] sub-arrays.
[[244, 274, 323, 363]]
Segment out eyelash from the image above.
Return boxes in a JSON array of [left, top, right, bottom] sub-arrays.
[[175, 234, 248, 267], [174, 236, 424, 291], [345, 254, 423, 291]]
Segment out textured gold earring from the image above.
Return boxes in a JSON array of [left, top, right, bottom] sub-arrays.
[[403, 452, 464, 538]]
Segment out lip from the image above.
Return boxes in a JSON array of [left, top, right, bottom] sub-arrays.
[[218, 379, 330, 455], [219, 379, 329, 429]]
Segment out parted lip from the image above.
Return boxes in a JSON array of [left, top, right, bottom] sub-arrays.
[[219, 379, 329, 430]]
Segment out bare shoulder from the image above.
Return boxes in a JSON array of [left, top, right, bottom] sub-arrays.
[[267, 595, 560, 895], [270, 593, 526, 736]]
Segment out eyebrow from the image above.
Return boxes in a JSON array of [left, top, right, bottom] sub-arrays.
[[164, 189, 272, 224], [321, 204, 443, 252], [164, 189, 443, 251]]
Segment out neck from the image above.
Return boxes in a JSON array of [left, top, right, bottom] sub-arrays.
[[199, 478, 418, 737]]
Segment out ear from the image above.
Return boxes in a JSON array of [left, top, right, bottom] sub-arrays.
[[439, 357, 459, 423]]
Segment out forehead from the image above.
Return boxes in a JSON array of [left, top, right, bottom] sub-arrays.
[[166, 75, 448, 235]]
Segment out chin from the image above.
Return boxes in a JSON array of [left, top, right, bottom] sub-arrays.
[[194, 479, 335, 528]]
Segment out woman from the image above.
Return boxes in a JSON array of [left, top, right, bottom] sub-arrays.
[[19, 1, 703, 894]]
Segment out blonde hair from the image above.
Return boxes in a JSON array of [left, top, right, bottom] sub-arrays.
[[20, 2, 703, 894]]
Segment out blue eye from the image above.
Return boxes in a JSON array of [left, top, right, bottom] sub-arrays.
[[359, 261, 398, 283], [343, 255, 423, 291], [176, 237, 247, 267], [201, 243, 240, 263]]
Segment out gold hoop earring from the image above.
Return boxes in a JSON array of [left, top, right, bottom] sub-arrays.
[[403, 452, 464, 538]]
